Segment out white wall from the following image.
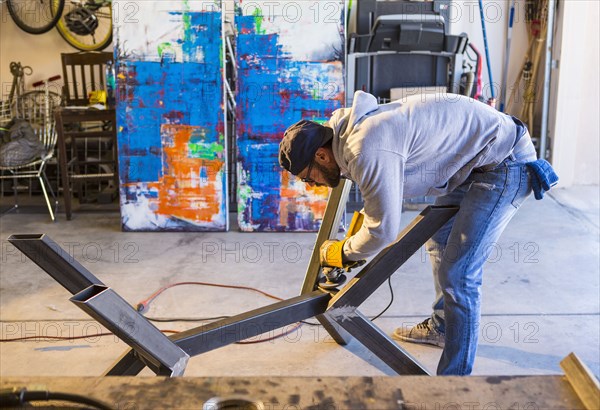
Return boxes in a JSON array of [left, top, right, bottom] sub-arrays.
[[450, 0, 599, 186], [449, 1, 531, 114], [0, 2, 113, 97], [2, 0, 598, 185], [549, 0, 599, 186]]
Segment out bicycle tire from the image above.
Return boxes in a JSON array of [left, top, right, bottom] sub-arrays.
[[54, 0, 112, 51], [7, 0, 65, 35]]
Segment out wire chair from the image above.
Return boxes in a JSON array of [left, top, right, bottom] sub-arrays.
[[0, 90, 62, 221], [0, 100, 12, 126]]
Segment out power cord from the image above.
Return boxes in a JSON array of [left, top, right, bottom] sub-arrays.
[[139, 279, 395, 324], [0, 387, 112, 409], [371, 277, 394, 321], [0, 279, 396, 342], [135, 281, 284, 313], [300, 277, 394, 326]]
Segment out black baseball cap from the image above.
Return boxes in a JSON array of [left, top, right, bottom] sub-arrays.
[[279, 120, 333, 175]]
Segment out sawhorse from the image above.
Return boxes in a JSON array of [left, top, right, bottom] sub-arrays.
[[9, 180, 457, 376]]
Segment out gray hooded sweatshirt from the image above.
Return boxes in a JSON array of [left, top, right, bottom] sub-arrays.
[[328, 91, 535, 261]]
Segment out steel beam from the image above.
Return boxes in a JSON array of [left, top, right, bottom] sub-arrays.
[[8, 234, 104, 294], [104, 350, 146, 377], [324, 309, 429, 375], [315, 315, 351, 345], [299, 179, 353, 345], [71, 285, 189, 376], [106, 291, 332, 375], [316, 206, 457, 375], [12, 204, 458, 377], [171, 291, 331, 356], [300, 179, 353, 294], [329, 206, 459, 309]]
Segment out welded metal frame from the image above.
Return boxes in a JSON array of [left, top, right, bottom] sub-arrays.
[[8, 234, 189, 377], [8, 182, 458, 377], [322, 205, 459, 375], [301, 179, 353, 344], [71, 285, 189, 376]]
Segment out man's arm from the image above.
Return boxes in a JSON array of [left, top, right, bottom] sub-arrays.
[[343, 150, 406, 260]]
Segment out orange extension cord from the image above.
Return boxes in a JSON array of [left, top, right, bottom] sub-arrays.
[[1, 281, 304, 344]]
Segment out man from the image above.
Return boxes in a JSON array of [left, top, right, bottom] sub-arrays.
[[279, 91, 557, 375]]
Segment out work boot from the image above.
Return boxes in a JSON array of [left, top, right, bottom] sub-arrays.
[[392, 318, 445, 348]]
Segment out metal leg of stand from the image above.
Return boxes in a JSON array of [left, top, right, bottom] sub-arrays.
[[9, 234, 188, 376], [300, 179, 352, 294], [329, 206, 459, 309], [8, 234, 104, 294], [322, 206, 459, 375], [11, 205, 458, 377], [300, 179, 353, 345], [323, 309, 429, 375], [104, 350, 146, 377], [315, 315, 351, 345], [106, 291, 332, 376], [72, 285, 189, 377]]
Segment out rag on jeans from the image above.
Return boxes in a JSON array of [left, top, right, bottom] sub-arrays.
[[426, 117, 558, 375], [527, 159, 559, 200]]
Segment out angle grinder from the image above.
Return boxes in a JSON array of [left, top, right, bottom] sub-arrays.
[[318, 266, 347, 290]]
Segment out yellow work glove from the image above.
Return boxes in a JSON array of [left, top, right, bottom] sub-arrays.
[[319, 212, 367, 270], [319, 239, 365, 271], [320, 239, 348, 269]]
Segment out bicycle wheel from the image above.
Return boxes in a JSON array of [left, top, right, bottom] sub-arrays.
[[53, 0, 112, 51], [7, 0, 64, 34]]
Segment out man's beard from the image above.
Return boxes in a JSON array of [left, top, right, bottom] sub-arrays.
[[314, 162, 341, 187]]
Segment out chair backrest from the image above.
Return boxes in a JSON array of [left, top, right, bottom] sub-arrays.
[[0, 100, 11, 126], [14, 91, 62, 152], [61, 52, 113, 106]]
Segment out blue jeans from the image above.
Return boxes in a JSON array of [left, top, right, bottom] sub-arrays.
[[426, 150, 536, 375]]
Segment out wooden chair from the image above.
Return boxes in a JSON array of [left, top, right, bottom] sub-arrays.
[[56, 52, 118, 219], [60, 51, 113, 106]]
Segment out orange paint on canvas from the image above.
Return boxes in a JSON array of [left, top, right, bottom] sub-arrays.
[[155, 125, 224, 223], [278, 171, 329, 227]]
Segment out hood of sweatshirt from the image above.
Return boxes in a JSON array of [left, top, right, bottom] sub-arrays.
[[328, 91, 380, 175], [329, 91, 379, 138]]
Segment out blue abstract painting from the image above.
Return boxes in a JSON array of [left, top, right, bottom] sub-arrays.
[[114, 1, 227, 231], [235, 0, 346, 232]]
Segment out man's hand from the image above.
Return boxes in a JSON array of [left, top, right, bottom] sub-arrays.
[[319, 239, 365, 271], [319, 212, 367, 271]]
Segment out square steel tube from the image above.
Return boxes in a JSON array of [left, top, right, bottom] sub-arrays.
[[170, 291, 331, 355], [323, 309, 429, 375], [71, 285, 189, 377], [301, 179, 353, 294], [299, 179, 353, 345], [329, 206, 459, 309], [8, 234, 104, 295], [105, 290, 332, 375]]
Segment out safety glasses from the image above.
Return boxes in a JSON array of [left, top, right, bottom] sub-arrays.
[[301, 160, 315, 184]]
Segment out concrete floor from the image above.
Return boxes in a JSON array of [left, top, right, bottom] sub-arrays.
[[0, 185, 598, 378]]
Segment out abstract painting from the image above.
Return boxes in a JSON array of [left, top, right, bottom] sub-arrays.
[[235, 0, 346, 232], [114, 1, 227, 231]]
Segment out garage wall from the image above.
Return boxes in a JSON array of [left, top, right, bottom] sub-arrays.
[[449, 0, 599, 186], [449, 0, 530, 110], [0, 2, 88, 96], [549, 0, 599, 186], [3, 1, 530, 112], [3, 0, 598, 186]]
